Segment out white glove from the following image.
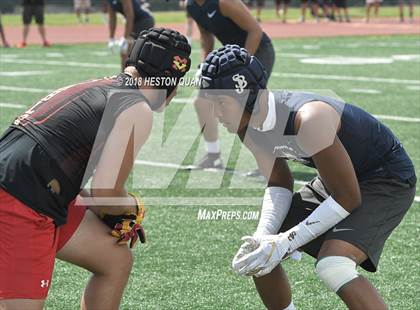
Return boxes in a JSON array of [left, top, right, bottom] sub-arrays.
[[232, 236, 259, 270], [119, 37, 129, 54], [232, 234, 290, 277], [108, 38, 118, 54]]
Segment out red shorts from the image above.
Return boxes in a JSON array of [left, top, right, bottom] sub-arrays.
[[0, 189, 86, 299]]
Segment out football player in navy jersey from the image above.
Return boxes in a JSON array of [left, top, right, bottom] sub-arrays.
[[0, 28, 190, 310], [199, 45, 416, 310], [107, 0, 155, 69], [187, 0, 275, 173]]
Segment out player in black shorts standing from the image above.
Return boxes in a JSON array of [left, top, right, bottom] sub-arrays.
[[19, 0, 50, 48], [187, 0, 275, 174], [0, 28, 191, 310], [199, 45, 416, 309], [107, 0, 155, 70]]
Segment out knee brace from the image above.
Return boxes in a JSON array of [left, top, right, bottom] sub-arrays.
[[315, 256, 359, 293]]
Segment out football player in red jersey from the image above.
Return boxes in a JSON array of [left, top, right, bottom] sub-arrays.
[[0, 28, 190, 310]]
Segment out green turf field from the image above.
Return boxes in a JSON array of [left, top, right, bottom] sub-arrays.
[[2, 6, 420, 26], [0, 35, 419, 309]]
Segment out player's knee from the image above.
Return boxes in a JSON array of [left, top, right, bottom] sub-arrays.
[[315, 256, 359, 293], [104, 246, 134, 277]]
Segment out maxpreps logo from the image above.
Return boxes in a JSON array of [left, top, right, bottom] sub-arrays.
[[232, 74, 247, 94], [172, 56, 188, 73]]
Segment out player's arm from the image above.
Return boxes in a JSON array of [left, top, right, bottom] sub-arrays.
[[241, 131, 294, 235], [232, 130, 295, 271], [296, 101, 361, 212], [108, 3, 117, 40], [197, 24, 215, 61], [234, 102, 359, 277], [89, 101, 152, 216], [219, 0, 263, 55], [121, 0, 135, 39]]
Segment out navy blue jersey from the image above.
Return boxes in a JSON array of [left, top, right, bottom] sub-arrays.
[[0, 74, 148, 225], [107, 0, 152, 22], [187, 0, 271, 47], [246, 91, 416, 183]]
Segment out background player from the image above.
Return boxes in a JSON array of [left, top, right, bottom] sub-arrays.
[[0, 28, 191, 310], [0, 11, 10, 48], [107, 0, 155, 70], [187, 0, 275, 173], [179, 0, 195, 44], [19, 0, 50, 48], [199, 45, 416, 310]]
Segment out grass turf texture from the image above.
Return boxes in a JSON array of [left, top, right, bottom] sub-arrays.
[[1, 6, 420, 26], [0, 35, 419, 309]]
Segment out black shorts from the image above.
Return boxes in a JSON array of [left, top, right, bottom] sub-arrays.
[[23, 5, 44, 25], [276, 0, 291, 4], [132, 16, 155, 39], [254, 41, 275, 79], [247, 0, 265, 7], [279, 176, 416, 272], [333, 0, 347, 8]]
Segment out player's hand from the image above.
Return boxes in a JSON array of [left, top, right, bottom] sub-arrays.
[[233, 234, 289, 277], [232, 236, 259, 270], [101, 194, 146, 248]]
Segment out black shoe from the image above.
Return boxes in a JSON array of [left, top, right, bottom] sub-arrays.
[[196, 153, 224, 169]]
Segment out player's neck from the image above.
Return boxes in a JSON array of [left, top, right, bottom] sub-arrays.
[[249, 90, 270, 130]]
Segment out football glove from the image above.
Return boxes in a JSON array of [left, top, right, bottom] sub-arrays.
[[101, 193, 146, 249], [232, 234, 290, 277]]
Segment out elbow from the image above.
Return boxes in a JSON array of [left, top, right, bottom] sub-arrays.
[[335, 191, 361, 213]]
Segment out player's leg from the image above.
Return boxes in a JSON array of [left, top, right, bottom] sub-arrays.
[[35, 6, 49, 46], [0, 19, 10, 47], [253, 265, 294, 309], [408, 0, 413, 21], [194, 97, 222, 168], [0, 190, 58, 310], [314, 177, 415, 309], [120, 16, 155, 70], [317, 240, 387, 310], [84, 0, 91, 23], [252, 180, 325, 310], [56, 207, 134, 310], [0, 299, 45, 310], [275, 0, 280, 17], [365, 2, 371, 22], [374, 0, 380, 17], [21, 6, 31, 46], [399, 0, 405, 21], [300, 0, 307, 22], [283, 0, 290, 22]]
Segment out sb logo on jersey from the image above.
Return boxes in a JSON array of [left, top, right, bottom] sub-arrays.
[[172, 56, 188, 73], [232, 74, 248, 94]]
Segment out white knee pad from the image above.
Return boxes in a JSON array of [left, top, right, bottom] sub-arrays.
[[315, 256, 359, 293]]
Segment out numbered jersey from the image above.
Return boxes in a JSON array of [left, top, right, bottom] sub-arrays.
[[0, 74, 148, 225]]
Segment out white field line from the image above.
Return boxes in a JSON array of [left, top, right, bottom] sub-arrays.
[[1, 90, 419, 123], [1, 56, 419, 85], [272, 72, 420, 85], [0, 85, 53, 93], [0, 58, 119, 69], [349, 88, 382, 94], [0, 71, 51, 77], [134, 159, 420, 204], [0, 102, 26, 109], [374, 115, 420, 123]]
